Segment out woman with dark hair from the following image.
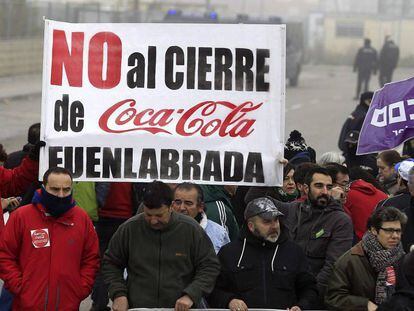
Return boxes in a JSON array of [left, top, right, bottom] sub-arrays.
[[245, 163, 298, 203], [377, 150, 403, 195], [325, 206, 407, 310]]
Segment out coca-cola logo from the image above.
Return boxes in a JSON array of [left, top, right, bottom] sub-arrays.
[[31, 228, 50, 248], [98, 100, 262, 137]]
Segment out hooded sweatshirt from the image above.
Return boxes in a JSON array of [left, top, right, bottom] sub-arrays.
[[344, 179, 388, 241], [208, 225, 318, 309], [200, 185, 239, 241]]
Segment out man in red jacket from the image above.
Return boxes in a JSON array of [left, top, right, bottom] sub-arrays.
[[325, 163, 388, 241], [0, 167, 100, 310]]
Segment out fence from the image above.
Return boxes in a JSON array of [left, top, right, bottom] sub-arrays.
[[0, 1, 143, 77]]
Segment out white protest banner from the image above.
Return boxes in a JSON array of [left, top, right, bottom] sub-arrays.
[[40, 20, 285, 185]]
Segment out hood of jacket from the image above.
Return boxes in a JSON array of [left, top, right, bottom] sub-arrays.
[[350, 179, 380, 195], [200, 185, 232, 206], [239, 220, 289, 248]]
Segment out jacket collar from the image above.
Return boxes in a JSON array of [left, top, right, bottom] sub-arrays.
[[240, 222, 288, 248], [31, 189, 76, 225], [143, 210, 179, 232], [351, 241, 365, 256]]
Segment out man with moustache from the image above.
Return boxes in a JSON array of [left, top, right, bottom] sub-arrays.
[[102, 181, 220, 311], [208, 197, 318, 311], [268, 166, 354, 303]]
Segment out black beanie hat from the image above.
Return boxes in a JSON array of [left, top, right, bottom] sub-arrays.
[[284, 130, 316, 164], [360, 91, 374, 105]]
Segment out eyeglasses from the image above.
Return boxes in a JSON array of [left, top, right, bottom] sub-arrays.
[[380, 227, 402, 235], [336, 181, 352, 192]]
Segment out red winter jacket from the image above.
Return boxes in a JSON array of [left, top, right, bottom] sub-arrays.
[[0, 156, 38, 230], [344, 179, 388, 241], [0, 191, 100, 310], [99, 182, 133, 219]]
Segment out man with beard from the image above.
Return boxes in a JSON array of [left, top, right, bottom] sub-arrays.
[[267, 166, 353, 305], [208, 197, 318, 311]]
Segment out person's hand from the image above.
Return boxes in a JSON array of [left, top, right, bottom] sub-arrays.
[[279, 158, 288, 166], [367, 300, 378, 311], [331, 186, 346, 204], [28, 140, 46, 161], [175, 294, 193, 311], [112, 296, 128, 311], [288, 306, 301, 311], [228, 298, 248, 311], [1, 197, 21, 211]]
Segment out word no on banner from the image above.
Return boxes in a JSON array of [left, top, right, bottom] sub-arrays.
[[40, 20, 286, 185]]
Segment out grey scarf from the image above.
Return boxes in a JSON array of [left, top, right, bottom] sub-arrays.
[[362, 231, 405, 304]]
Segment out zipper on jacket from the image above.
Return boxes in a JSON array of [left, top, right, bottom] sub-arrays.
[[157, 231, 162, 305], [44, 286, 49, 311], [262, 253, 267, 305], [55, 284, 60, 311]]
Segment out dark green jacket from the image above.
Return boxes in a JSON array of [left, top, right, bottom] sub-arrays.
[[201, 185, 239, 241], [325, 242, 377, 310], [102, 212, 220, 308], [274, 199, 353, 294]]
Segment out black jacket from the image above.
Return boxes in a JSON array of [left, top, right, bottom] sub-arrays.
[[353, 46, 378, 74], [378, 290, 414, 311], [377, 191, 411, 211], [378, 254, 414, 311], [338, 103, 369, 151], [208, 226, 318, 309]]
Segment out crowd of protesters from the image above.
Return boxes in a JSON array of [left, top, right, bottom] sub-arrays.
[[1, 102, 414, 311]]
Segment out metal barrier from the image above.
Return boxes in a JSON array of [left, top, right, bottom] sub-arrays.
[[129, 309, 327, 311]]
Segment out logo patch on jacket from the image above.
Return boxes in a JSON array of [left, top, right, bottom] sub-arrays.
[[31, 228, 50, 248], [315, 228, 325, 238]]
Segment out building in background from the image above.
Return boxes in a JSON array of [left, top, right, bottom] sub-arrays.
[[3, 0, 414, 78]]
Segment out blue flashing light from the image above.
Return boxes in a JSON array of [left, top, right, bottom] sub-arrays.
[[209, 11, 218, 20], [167, 9, 177, 15]]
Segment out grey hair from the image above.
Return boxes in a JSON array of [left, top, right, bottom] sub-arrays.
[[318, 152, 345, 166]]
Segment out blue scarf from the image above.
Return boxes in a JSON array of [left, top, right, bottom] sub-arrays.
[[32, 187, 75, 218]]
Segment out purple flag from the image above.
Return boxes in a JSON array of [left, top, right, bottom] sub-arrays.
[[357, 77, 414, 155]]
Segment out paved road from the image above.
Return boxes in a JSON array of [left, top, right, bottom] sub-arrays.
[[1, 64, 413, 309], [1, 65, 414, 156]]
